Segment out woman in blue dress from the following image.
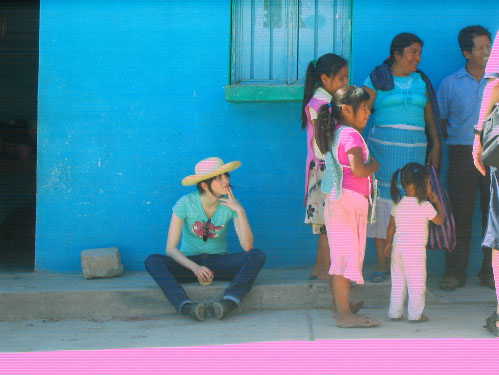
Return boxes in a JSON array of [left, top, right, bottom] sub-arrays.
[[362, 33, 441, 282]]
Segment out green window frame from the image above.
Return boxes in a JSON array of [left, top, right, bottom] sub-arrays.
[[226, 0, 352, 103]]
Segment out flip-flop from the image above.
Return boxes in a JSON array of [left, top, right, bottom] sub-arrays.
[[370, 271, 385, 283], [390, 317, 403, 321], [409, 314, 429, 323], [337, 316, 381, 328]]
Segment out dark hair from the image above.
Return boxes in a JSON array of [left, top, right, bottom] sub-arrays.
[[196, 172, 230, 195], [384, 33, 424, 64], [390, 162, 429, 204], [458, 25, 491, 55], [314, 85, 370, 155], [301, 53, 348, 129]]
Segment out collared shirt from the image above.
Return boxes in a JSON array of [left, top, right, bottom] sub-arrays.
[[437, 67, 487, 145]]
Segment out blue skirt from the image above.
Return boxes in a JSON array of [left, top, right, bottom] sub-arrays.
[[367, 125, 427, 200], [483, 167, 499, 249]]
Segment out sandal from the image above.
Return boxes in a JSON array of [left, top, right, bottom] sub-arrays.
[[409, 314, 429, 323], [480, 278, 496, 290], [483, 311, 499, 337], [337, 315, 381, 328], [439, 276, 461, 291], [370, 271, 385, 283]]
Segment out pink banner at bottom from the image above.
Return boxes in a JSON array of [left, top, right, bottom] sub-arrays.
[[1, 339, 498, 374]]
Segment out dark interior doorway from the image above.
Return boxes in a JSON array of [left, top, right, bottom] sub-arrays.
[[0, 0, 39, 271]]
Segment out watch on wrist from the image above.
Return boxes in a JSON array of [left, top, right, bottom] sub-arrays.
[[473, 125, 482, 135]]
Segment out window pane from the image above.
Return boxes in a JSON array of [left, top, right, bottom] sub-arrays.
[[232, 0, 351, 86], [297, 0, 350, 82]]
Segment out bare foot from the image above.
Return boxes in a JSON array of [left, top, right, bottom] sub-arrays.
[[336, 314, 380, 328]]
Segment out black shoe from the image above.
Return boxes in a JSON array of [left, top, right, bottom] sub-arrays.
[[181, 302, 205, 321], [212, 300, 238, 320]]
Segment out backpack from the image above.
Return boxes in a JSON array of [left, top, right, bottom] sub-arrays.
[[480, 104, 499, 167]]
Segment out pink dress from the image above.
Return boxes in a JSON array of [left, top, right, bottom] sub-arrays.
[[324, 126, 369, 284]]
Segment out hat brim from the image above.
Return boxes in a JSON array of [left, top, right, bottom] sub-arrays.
[[181, 161, 242, 186]]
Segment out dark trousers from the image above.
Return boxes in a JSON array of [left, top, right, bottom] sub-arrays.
[[445, 145, 493, 284], [144, 249, 266, 312]]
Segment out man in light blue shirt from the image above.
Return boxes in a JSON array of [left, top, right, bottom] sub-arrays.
[[437, 25, 493, 291]]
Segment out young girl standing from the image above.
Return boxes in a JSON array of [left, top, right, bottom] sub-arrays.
[[302, 53, 349, 281], [315, 85, 380, 328], [384, 163, 444, 322]]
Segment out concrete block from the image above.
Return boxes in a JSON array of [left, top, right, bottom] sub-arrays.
[[81, 247, 124, 279]]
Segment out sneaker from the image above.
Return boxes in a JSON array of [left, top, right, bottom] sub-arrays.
[[181, 302, 205, 321], [212, 300, 238, 320]]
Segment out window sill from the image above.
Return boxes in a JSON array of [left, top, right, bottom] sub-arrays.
[[225, 85, 304, 103]]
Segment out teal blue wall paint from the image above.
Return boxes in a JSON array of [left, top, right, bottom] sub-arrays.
[[37, 0, 499, 273], [36, 0, 310, 272]]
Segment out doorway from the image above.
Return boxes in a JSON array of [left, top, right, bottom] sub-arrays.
[[0, 0, 39, 271]]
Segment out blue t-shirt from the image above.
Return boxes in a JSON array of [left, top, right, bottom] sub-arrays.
[[172, 191, 238, 256], [437, 67, 487, 145], [364, 72, 427, 127]]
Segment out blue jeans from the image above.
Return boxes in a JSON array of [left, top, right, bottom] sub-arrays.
[[144, 249, 266, 312]]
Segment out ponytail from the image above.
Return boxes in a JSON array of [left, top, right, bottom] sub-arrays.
[[314, 85, 371, 154], [391, 169, 402, 204], [314, 103, 335, 155], [302, 61, 318, 129]]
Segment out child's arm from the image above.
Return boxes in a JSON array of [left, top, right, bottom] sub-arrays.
[[347, 147, 379, 178], [384, 215, 396, 257], [428, 191, 444, 225]]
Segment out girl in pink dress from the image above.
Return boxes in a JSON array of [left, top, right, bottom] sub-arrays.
[[315, 85, 381, 328], [302, 54, 349, 281]]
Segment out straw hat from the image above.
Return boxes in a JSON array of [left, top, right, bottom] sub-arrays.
[[181, 157, 241, 186]]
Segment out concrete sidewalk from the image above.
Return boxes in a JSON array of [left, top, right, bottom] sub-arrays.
[[0, 267, 496, 321], [1, 267, 498, 352], [1, 302, 497, 352]]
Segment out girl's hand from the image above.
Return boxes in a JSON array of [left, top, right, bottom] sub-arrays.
[[384, 244, 392, 258], [370, 157, 379, 173], [194, 265, 214, 283], [218, 186, 244, 214], [427, 190, 441, 205]]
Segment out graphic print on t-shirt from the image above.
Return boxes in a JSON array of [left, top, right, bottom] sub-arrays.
[[192, 221, 224, 240]]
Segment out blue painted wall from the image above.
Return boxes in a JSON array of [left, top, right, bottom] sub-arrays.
[[36, 0, 499, 273], [352, 0, 499, 275]]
